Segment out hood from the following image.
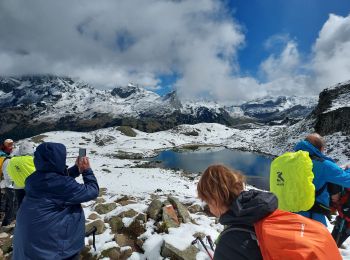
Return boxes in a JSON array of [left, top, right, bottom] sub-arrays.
[[219, 190, 277, 226], [18, 141, 34, 156], [34, 142, 66, 174], [294, 140, 334, 162]]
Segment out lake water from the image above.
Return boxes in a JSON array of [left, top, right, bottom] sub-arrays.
[[151, 147, 272, 190]]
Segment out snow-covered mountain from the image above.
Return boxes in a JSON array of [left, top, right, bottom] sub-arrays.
[[0, 75, 315, 140]]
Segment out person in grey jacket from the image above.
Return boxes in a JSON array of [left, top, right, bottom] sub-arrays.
[[197, 164, 277, 260]]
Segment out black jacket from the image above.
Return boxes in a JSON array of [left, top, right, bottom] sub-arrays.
[[214, 190, 278, 260]]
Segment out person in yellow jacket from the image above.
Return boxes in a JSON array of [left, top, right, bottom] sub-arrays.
[[7, 142, 35, 208]]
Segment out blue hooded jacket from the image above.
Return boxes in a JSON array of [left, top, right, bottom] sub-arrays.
[[294, 140, 350, 225], [13, 142, 99, 260]]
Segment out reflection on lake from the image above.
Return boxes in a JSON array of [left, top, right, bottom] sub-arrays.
[[151, 147, 272, 190]]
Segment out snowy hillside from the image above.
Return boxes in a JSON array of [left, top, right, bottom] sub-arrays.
[[5, 121, 349, 259]]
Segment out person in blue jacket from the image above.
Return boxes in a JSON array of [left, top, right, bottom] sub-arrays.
[[13, 142, 99, 260], [294, 133, 350, 226]]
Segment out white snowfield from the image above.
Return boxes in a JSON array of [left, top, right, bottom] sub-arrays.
[[17, 122, 350, 259]]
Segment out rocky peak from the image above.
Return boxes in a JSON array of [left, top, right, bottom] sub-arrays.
[[313, 81, 350, 135]]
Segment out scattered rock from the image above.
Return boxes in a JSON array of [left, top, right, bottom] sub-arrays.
[[80, 245, 97, 260], [124, 218, 146, 238], [94, 197, 106, 204], [99, 188, 107, 197], [100, 247, 121, 260], [161, 241, 199, 260], [188, 204, 202, 214], [120, 247, 133, 260], [147, 199, 163, 220], [117, 209, 138, 218], [135, 213, 147, 223], [136, 238, 144, 249], [0, 234, 12, 254], [94, 135, 116, 146], [162, 204, 180, 230], [88, 213, 100, 220], [108, 216, 124, 234], [117, 126, 137, 137], [114, 234, 134, 247], [95, 202, 117, 214], [85, 219, 105, 235], [168, 196, 191, 223]]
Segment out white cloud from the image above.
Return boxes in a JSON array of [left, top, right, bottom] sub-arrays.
[[1, 1, 349, 103], [312, 13, 350, 89]]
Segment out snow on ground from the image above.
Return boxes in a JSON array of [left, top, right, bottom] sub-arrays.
[[16, 122, 350, 259]]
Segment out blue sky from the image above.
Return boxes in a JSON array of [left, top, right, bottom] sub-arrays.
[[226, 0, 350, 80], [1, 0, 350, 103]]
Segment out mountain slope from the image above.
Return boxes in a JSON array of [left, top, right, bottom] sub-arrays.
[[0, 75, 316, 140]]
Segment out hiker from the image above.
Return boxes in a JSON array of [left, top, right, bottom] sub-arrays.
[[331, 186, 350, 247], [197, 164, 277, 259], [198, 164, 341, 260], [0, 139, 16, 226], [7, 141, 35, 208], [292, 133, 350, 226], [13, 142, 99, 260]]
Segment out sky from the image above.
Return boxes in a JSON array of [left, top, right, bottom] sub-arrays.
[[1, 0, 350, 103]]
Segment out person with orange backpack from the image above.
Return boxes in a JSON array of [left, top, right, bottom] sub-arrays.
[[197, 164, 342, 260]]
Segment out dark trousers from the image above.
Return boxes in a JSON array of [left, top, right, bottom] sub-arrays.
[[15, 189, 25, 208], [332, 216, 350, 247], [1, 188, 17, 226]]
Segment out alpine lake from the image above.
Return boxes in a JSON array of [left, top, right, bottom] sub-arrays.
[[149, 146, 273, 190]]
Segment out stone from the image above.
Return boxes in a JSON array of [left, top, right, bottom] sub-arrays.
[[188, 204, 202, 214], [118, 200, 137, 206], [95, 197, 106, 204], [108, 216, 124, 234], [147, 199, 163, 220], [135, 213, 147, 223], [88, 213, 100, 220], [124, 218, 146, 238], [162, 204, 180, 230], [99, 187, 108, 197], [120, 247, 133, 260], [85, 219, 106, 235], [80, 245, 98, 260], [117, 209, 138, 218], [114, 234, 134, 247], [168, 196, 191, 223], [0, 235, 12, 254], [95, 202, 117, 214], [161, 241, 199, 260], [100, 247, 121, 260], [136, 238, 144, 249]]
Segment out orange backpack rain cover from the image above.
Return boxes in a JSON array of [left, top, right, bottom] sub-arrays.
[[254, 209, 342, 260]]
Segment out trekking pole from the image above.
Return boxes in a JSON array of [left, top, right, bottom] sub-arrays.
[[206, 235, 215, 251], [85, 226, 97, 251], [191, 236, 214, 260]]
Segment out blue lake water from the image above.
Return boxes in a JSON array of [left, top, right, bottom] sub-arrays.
[[151, 147, 272, 190]]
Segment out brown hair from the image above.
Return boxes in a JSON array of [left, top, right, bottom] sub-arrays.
[[305, 133, 325, 151], [197, 164, 245, 207]]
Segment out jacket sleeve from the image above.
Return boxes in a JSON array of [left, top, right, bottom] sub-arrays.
[[62, 168, 99, 204], [67, 164, 80, 178], [322, 160, 350, 187]]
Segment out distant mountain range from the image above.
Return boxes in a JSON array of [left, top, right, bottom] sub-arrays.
[[0, 75, 317, 140]]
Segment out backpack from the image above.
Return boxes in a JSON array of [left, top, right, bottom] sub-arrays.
[[0, 156, 10, 180], [7, 156, 35, 188], [223, 209, 342, 260], [270, 151, 326, 212]]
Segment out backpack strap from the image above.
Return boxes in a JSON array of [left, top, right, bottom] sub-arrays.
[[220, 226, 258, 245]]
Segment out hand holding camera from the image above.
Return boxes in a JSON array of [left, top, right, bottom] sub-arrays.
[[76, 148, 91, 173]]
